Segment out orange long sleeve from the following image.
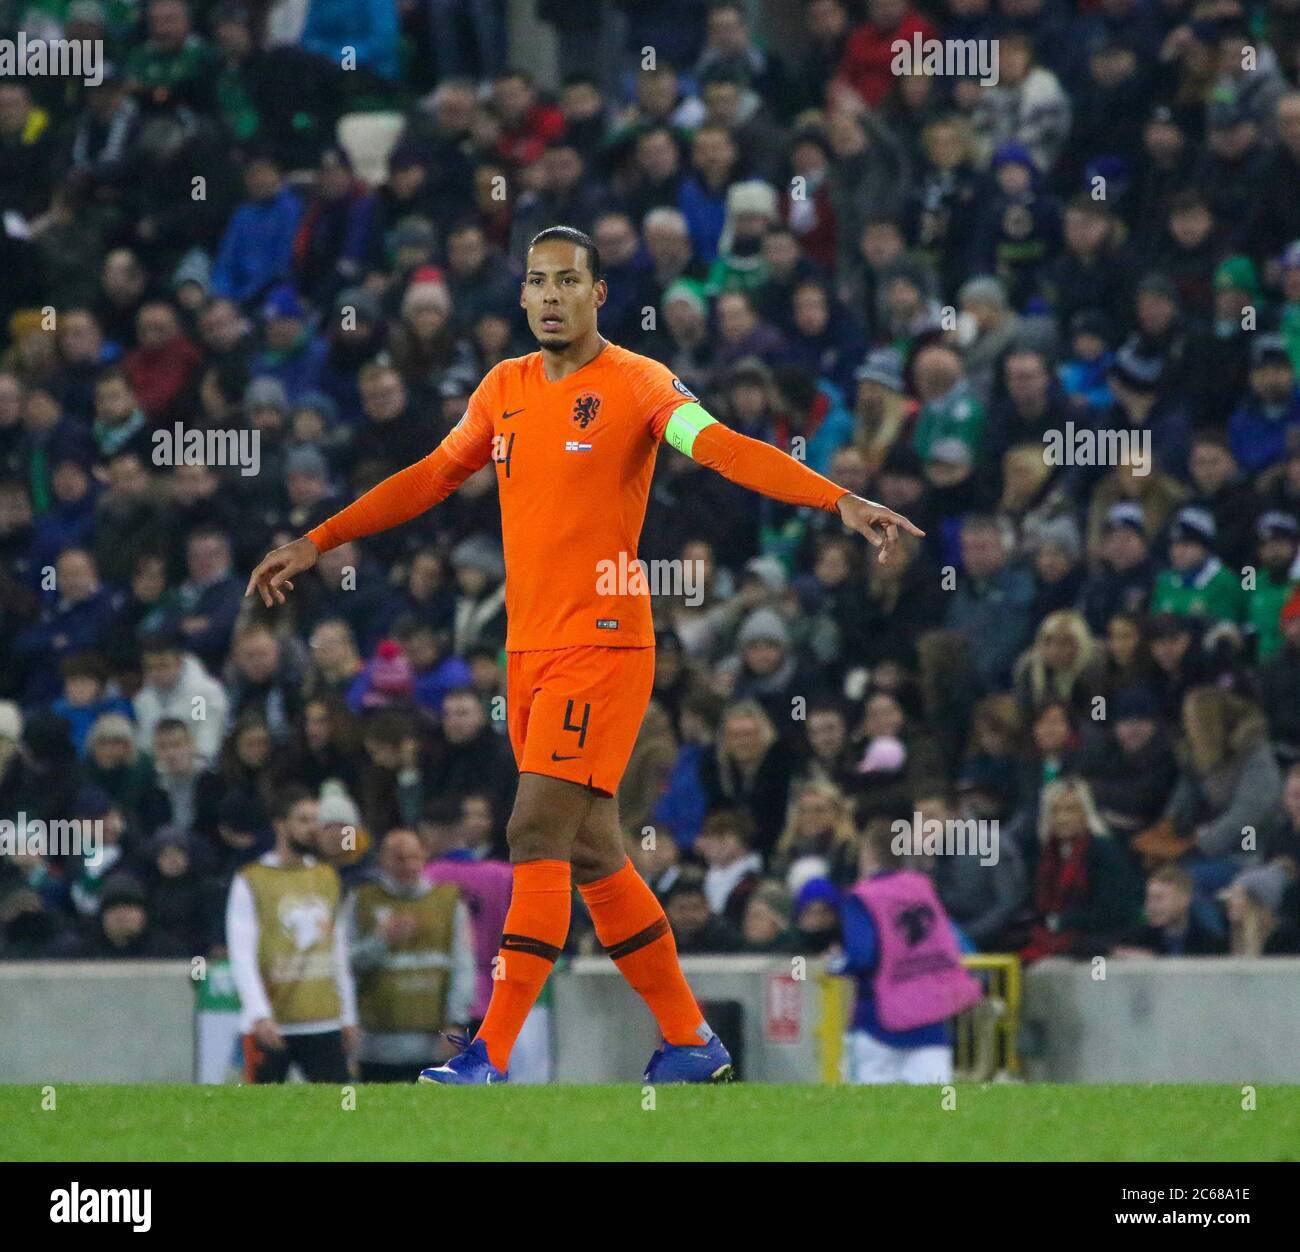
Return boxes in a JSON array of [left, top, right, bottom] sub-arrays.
[[690, 422, 848, 513], [305, 445, 477, 554]]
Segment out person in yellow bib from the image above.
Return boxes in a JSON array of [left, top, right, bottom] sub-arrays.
[[342, 828, 476, 1082], [225, 787, 358, 1083]]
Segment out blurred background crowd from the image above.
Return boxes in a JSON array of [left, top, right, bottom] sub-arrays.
[[3, 0, 1300, 975]]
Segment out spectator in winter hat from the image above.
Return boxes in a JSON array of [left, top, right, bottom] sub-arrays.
[[719, 606, 817, 735], [1025, 514, 1087, 626], [353, 639, 415, 712], [1079, 502, 1158, 634], [53, 870, 188, 959], [1099, 336, 1191, 478], [244, 374, 289, 425], [1228, 335, 1300, 473], [792, 875, 841, 954], [389, 265, 467, 397], [253, 283, 327, 404], [449, 535, 507, 655], [709, 179, 779, 294], [143, 823, 213, 953], [1058, 309, 1115, 417], [854, 345, 915, 472], [1244, 511, 1300, 661], [1151, 507, 1246, 627], [969, 141, 1063, 310], [316, 779, 373, 886], [956, 274, 1022, 406]]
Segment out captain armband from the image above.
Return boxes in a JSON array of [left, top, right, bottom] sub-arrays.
[[663, 402, 719, 458]]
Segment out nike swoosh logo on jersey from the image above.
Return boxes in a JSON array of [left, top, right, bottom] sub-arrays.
[[551, 751, 581, 761], [501, 408, 524, 419]]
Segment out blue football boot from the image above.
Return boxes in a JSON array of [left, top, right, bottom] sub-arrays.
[[418, 1035, 509, 1085], [643, 1032, 734, 1083]]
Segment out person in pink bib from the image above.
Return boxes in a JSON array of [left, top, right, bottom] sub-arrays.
[[829, 823, 982, 1083]]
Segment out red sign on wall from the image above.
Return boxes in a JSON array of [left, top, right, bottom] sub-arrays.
[[764, 973, 802, 1044]]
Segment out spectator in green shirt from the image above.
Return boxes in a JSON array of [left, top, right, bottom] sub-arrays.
[[124, 0, 219, 110], [911, 342, 987, 465], [1151, 507, 1247, 626], [1245, 511, 1300, 661]]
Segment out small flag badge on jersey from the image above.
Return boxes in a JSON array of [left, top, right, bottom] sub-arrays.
[[565, 440, 593, 452]]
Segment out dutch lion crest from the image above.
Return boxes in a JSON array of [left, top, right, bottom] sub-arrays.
[[572, 393, 602, 429]]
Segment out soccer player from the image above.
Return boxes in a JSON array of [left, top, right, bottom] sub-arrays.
[[245, 225, 924, 1084]]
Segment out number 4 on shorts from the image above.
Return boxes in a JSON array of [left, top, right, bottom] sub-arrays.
[[562, 700, 590, 748]]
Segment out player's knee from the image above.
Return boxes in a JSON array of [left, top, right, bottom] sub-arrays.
[[506, 809, 566, 861], [569, 843, 616, 884]]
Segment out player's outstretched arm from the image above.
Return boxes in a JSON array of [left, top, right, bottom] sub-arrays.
[[244, 443, 481, 607], [663, 402, 924, 563]]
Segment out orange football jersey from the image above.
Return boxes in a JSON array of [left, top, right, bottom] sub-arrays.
[[440, 342, 692, 650]]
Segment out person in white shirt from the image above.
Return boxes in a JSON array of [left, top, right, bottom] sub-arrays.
[[225, 787, 358, 1082]]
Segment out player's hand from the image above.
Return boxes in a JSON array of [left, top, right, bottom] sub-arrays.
[[245, 537, 319, 607], [836, 495, 926, 564], [252, 1017, 285, 1050]]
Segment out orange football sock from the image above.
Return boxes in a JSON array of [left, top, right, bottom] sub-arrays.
[[475, 859, 572, 1071], [578, 858, 709, 1047]]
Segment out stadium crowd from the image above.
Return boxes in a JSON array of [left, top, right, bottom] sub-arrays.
[[4, 0, 1300, 985]]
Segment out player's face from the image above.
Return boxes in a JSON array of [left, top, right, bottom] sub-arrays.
[[521, 241, 606, 350]]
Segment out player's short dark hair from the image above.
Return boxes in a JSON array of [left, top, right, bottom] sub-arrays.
[[528, 226, 602, 281], [154, 717, 191, 738]]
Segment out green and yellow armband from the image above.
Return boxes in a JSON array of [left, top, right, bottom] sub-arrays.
[[663, 402, 718, 458]]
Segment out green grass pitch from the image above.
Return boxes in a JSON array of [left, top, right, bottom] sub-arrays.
[[4, 1084, 1298, 1161]]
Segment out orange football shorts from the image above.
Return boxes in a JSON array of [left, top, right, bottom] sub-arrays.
[[506, 645, 655, 795]]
